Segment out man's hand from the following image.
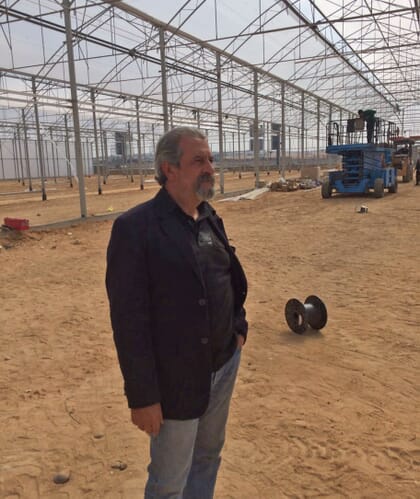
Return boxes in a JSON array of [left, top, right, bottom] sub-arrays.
[[237, 334, 245, 349], [131, 403, 163, 437]]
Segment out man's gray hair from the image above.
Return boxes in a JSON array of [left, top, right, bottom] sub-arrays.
[[155, 127, 207, 185]]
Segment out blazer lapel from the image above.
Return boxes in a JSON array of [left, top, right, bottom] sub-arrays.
[[154, 190, 203, 284]]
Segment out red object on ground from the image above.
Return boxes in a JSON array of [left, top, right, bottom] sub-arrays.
[[3, 217, 30, 230]]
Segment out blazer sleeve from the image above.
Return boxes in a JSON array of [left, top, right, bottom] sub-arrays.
[[105, 214, 160, 409]]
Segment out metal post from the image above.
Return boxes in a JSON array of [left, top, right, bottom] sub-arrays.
[[12, 133, 19, 182], [64, 114, 73, 187], [216, 53, 224, 194], [281, 82, 286, 177], [159, 28, 169, 132], [0, 139, 5, 179], [32, 77, 47, 200], [43, 134, 51, 178], [152, 124, 156, 155], [49, 127, 57, 183], [90, 89, 102, 194], [17, 125, 26, 186], [301, 91, 305, 161], [237, 117, 242, 178], [99, 117, 106, 184], [128, 122, 134, 182], [169, 104, 174, 129], [22, 110, 33, 190], [63, 0, 87, 216], [317, 99, 320, 160], [136, 97, 144, 190], [253, 70, 260, 186], [103, 130, 108, 181]]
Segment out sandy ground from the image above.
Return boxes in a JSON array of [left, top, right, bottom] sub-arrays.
[[0, 172, 419, 498]]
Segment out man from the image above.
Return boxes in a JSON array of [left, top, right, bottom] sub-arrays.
[[106, 127, 248, 498], [358, 109, 377, 143], [415, 158, 420, 185]]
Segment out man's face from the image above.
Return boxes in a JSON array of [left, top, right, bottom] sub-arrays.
[[169, 136, 215, 201]]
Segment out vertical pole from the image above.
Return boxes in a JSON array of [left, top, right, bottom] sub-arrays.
[[142, 134, 146, 163], [34, 135, 40, 177], [103, 130, 108, 181], [64, 114, 73, 187], [17, 125, 26, 186], [49, 127, 57, 183], [301, 91, 305, 162], [136, 97, 144, 190], [32, 77, 47, 200], [0, 139, 5, 179], [237, 117, 242, 178], [159, 28, 169, 132], [281, 82, 286, 177], [63, 0, 87, 216], [232, 132, 235, 164], [152, 124, 156, 155], [216, 53, 224, 194], [128, 122, 134, 182], [196, 109, 201, 129], [253, 69, 260, 186], [99, 117, 107, 184], [90, 141, 94, 177], [90, 89, 102, 194], [22, 110, 33, 190], [12, 133, 20, 182], [43, 133, 51, 178], [169, 104, 174, 129], [339, 108, 343, 144], [317, 98, 320, 161]]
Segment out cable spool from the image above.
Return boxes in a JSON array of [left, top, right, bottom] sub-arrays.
[[285, 295, 328, 334]]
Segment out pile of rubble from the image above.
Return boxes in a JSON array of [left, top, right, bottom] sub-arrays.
[[269, 176, 321, 192]]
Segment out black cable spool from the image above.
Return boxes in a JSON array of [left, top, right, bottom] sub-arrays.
[[285, 295, 328, 334]]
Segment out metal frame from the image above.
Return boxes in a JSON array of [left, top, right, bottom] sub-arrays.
[[0, 1, 418, 215]]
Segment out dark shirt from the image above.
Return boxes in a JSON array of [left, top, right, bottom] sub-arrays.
[[363, 109, 376, 122], [173, 199, 237, 372]]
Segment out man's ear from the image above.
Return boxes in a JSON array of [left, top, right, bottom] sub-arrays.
[[161, 161, 177, 181]]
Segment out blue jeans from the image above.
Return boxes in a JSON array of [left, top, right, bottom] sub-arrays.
[[144, 347, 242, 499]]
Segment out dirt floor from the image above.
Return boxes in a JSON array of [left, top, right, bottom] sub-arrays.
[[0, 171, 419, 498]]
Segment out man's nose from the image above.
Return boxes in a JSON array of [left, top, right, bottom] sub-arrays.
[[203, 160, 215, 173]]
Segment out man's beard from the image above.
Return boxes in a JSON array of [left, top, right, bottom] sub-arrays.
[[195, 173, 215, 200]]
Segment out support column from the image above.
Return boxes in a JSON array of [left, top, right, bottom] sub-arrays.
[[253, 69, 260, 186], [159, 28, 169, 132], [281, 82, 286, 177], [90, 89, 102, 194], [22, 111, 33, 190], [63, 0, 87, 216], [136, 97, 144, 190], [99, 118, 107, 184], [316, 98, 320, 160], [216, 53, 224, 194], [49, 127, 57, 183], [32, 77, 47, 200], [127, 122, 134, 182], [12, 133, 20, 182], [301, 91, 305, 161], [237, 117, 242, 178], [64, 114, 73, 187], [17, 124, 26, 186], [0, 139, 5, 179]]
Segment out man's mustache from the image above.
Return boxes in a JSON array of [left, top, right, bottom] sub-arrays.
[[198, 173, 215, 185]]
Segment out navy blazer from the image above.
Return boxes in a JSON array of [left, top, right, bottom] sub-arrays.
[[106, 188, 248, 419]]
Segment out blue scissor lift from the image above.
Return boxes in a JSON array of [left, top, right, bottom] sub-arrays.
[[322, 118, 398, 199]]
